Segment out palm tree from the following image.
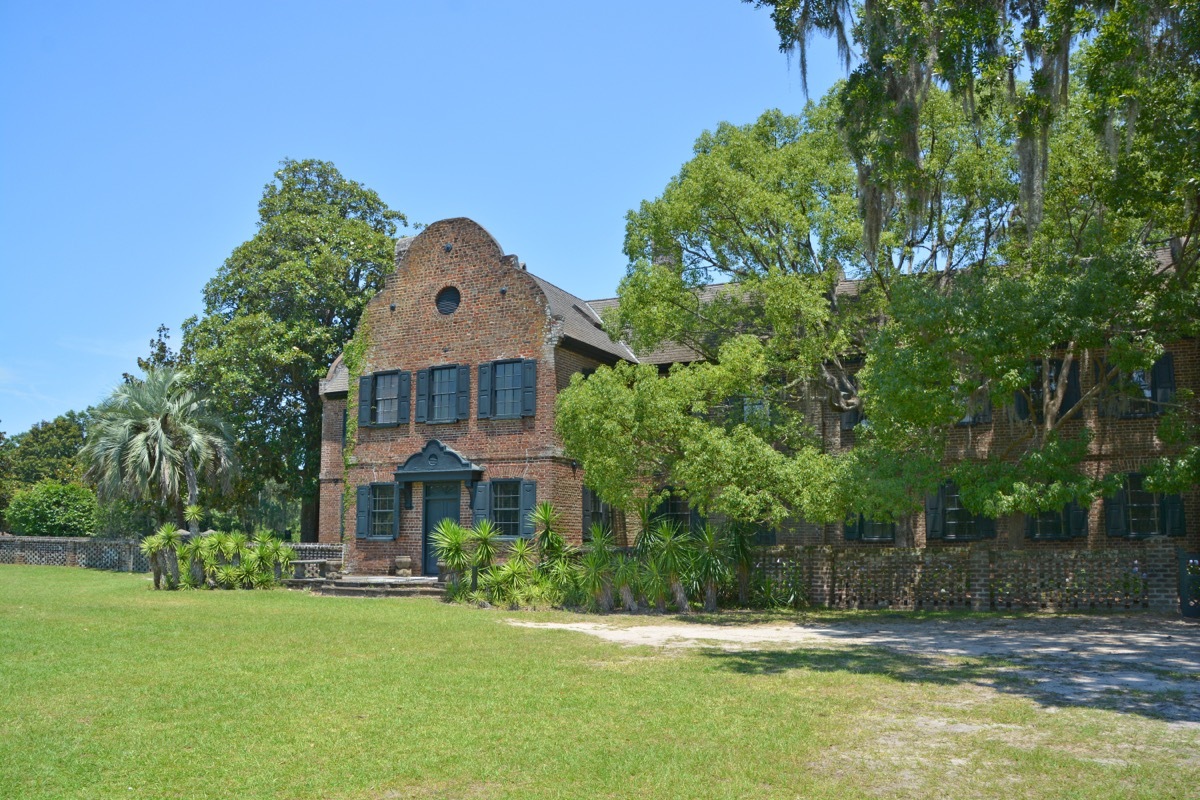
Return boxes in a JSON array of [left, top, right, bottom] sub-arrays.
[[651, 521, 694, 614], [82, 367, 235, 534], [693, 524, 731, 612]]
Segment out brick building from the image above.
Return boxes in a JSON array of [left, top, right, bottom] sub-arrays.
[[319, 217, 1196, 575]]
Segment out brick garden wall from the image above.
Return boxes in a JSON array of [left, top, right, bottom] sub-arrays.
[[756, 540, 1186, 611], [0, 536, 343, 573]]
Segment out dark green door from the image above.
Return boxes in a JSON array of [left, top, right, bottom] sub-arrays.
[[423, 482, 461, 576]]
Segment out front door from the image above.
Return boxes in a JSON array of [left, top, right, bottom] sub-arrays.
[[423, 482, 461, 576]]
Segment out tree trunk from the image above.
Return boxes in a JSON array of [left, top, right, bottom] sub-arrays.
[[190, 551, 206, 586], [619, 585, 638, 613], [704, 580, 718, 613], [183, 456, 200, 536], [671, 580, 690, 614], [737, 563, 750, 606], [597, 583, 614, 613], [164, 547, 180, 589], [150, 551, 162, 590]]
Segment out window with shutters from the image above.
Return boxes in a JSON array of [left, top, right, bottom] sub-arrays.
[[1015, 359, 1080, 423], [431, 366, 457, 422], [493, 360, 522, 418], [491, 480, 522, 537], [926, 481, 996, 542], [582, 486, 611, 540], [374, 372, 401, 424], [651, 490, 705, 533], [358, 371, 410, 427], [1099, 354, 1176, 418], [477, 359, 536, 420], [1026, 501, 1088, 541], [370, 484, 396, 537], [943, 484, 977, 539], [355, 482, 400, 539], [844, 515, 896, 543]]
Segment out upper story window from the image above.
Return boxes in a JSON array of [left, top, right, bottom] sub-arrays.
[[477, 359, 537, 420], [1105, 473, 1185, 538], [926, 481, 997, 542], [652, 490, 706, 535], [1014, 359, 1080, 423], [1098, 353, 1176, 418], [358, 371, 411, 427], [416, 365, 470, 424]]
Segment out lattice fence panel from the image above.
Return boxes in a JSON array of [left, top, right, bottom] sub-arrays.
[[989, 549, 1151, 610]]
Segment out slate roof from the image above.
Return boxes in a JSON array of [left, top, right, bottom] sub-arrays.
[[527, 274, 638, 362]]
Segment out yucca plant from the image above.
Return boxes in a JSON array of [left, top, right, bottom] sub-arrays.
[[197, 535, 221, 586], [614, 554, 640, 613], [226, 532, 249, 565], [468, 519, 502, 591], [431, 520, 472, 588], [693, 524, 730, 612], [258, 537, 295, 581], [579, 527, 614, 612], [506, 538, 536, 572], [156, 524, 184, 589], [640, 556, 669, 613], [545, 555, 581, 605], [184, 504, 205, 534], [178, 537, 207, 587], [529, 501, 564, 562], [651, 521, 694, 613], [139, 532, 165, 590], [215, 564, 239, 590]]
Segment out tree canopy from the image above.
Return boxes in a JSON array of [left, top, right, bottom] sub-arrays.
[[560, 3, 1198, 531], [182, 159, 406, 537]]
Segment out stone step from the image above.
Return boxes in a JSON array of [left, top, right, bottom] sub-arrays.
[[305, 575, 444, 599]]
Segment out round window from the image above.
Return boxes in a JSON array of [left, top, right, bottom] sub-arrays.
[[435, 286, 461, 315]]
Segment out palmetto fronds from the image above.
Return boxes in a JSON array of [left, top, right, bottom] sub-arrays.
[[82, 367, 235, 529]]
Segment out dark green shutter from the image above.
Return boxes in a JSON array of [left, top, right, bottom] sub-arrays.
[[1152, 353, 1176, 409], [477, 363, 493, 419], [1024, 513, 1036, 540], [415, 369, 429, 422], [1068, 501, 1088, 539], [398, 371, 411, 424], [521, 359, 537, 417], [1061, 360, 1081, 417], [582, 485, 594, 532], [355, 485, 370, 538], [1162, 493, 1186, 537], [845, 515, 862, 541], [925, 485, 945, 540], [358, 376, 373, 426], [1105, 483, 1129, 538], [472, 482, 490, 525], [519, 481, 537, 537], [973, 396, 992, 425], [1014, 390, 1030, 421], [456, 365, 470, 420], [690, 507, 707, 536], [840, 407, 860, 431], [392, 484, 402, 539]]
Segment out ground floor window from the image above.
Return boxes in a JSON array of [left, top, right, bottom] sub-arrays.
[[1106, 473, 1185, 538], [490, 480, 522, 537], [355, 482, 399, 539]]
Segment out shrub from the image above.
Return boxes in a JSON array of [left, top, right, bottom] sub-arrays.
[[5, 481, 97, 537]]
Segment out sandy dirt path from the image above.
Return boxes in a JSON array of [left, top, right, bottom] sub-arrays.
[[509, 615, 1200, 723]]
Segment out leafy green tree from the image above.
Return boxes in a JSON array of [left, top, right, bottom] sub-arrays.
[[182, 159, 406, 540], [5, 481, 98, 537], [82, 367, 235, 533], [5, 411, 88, 485]]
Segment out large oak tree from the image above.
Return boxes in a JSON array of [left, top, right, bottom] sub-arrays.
[[183, 160, 406, 539]]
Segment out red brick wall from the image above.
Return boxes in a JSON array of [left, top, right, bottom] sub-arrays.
[[324, 218, 610, 573]]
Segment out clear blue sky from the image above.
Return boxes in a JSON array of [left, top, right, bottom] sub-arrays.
[[0, 0, 841, 436]]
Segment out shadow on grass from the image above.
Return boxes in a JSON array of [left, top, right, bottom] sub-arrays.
[[699, 644, 1200, 725]]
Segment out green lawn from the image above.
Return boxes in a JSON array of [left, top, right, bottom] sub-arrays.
[[1, 566, 1194, 799]]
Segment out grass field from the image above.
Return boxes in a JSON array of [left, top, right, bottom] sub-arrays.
[[1, 566, 1195, 799]]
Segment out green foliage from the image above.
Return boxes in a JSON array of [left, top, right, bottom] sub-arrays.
[[4, 411, 88, 486], [183, 159, 406, 537], [431, 519, 472, 584], [4, 481, 97, 537]]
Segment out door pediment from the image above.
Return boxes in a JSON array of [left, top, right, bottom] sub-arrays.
[[394, 439, 484, 484]]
